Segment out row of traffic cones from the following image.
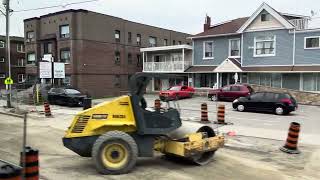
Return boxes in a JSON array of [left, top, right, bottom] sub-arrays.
[[201, 103, 232, 125]]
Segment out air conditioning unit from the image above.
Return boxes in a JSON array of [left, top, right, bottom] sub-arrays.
[[26, 39, 30, 43]]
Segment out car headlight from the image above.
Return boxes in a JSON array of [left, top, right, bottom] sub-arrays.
[[233, 99, 238, 103]]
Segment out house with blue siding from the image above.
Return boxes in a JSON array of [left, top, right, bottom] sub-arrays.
[[142, 2, 320, 92], [188, 2, 320, 92]]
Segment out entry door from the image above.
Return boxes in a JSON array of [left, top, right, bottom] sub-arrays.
[[221, 73, 228, 87], [229, 73, 236, 84]]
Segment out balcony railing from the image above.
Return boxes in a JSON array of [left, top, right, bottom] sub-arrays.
[[143, 61, 185, 72], [289, 19, 309, 30]]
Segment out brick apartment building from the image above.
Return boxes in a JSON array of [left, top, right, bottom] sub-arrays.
[[24, 9, 191, 97], [0, 35, 25, 89]]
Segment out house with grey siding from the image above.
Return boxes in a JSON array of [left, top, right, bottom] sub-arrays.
[[187, 2, 320, 92]]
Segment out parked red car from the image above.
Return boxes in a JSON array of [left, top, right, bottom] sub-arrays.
[[159, 86, 195, 101], [208, 84, 254, 102]]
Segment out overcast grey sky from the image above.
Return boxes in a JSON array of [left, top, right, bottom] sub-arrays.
[[1, 0, 320, 36]]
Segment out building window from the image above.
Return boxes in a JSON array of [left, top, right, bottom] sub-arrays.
[[17, 58, 25, 67], [241, 73, 248, 83], [115, 30, 120, 42], [17, 43, 25, 53], [115, 51, 120, 64], [27, 53, 36, 65], [149, 36, 157, 47], [259, 73, 271, 87], [0, 57, 4, 63], [261, 13, 271, 22], [164, 39, 168, 46], [271, 73, 281, 88], [114, 75, 121, 88], [136, 34, 141, 46], [26, 31, 35, 42], [178, 41, 182, 45], [128, 32, 132, 43], [44, 42, 53, 54], [137, 54, 142, 67], [0, 74, 5, 79], [229, 39, 240, 57], [60, 25, 70, 38], [194, 74, 216, 88], [18, 74, 26, 83], [203, 41, 214, 59], [254, 36, 276, 57], [248, 73, 260, 84], [173, 40, 176, 45], [0, 41, 5, 48], [303, 73, 316, 91], [282, 73, 300, 90], [60, 49, 71, 63], [128, 53, 132, 64], [305, 37, 320, 49]]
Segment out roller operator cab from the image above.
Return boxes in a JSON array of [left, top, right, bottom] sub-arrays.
[[63, 73, 224, 175]]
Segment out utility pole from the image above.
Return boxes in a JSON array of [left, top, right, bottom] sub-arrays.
[[3, 0, 12, 108]]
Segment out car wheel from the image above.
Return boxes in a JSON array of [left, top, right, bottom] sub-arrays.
[[210, 95, 218, 101], [237, 104, 245, 112], [275, 106, 285, 115]]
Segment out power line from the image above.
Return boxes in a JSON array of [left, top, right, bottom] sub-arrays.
[[13, 0, 100, 12]]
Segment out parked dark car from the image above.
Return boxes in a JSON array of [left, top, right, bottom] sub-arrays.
[[159, 85, 195, 101], [47, 87, 86, 107], [232, 92, 298, 115], [208, 84, 254, 101]]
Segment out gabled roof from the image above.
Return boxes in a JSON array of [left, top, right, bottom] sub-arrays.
[[237, 2, 294, 33], [190, 17, 249, 39], [214, 58, 242, 72]]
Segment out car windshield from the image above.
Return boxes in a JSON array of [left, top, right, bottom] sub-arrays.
[[168, 86, 181, 91], [65, 89, 81, 94]]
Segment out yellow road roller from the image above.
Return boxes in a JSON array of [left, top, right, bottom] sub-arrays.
[[63, 73, 224, 174]]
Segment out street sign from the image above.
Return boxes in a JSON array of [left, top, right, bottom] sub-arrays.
[[54, 62, 65, 78], [39, 61, 52, 78], [4, 77, 13, 85]]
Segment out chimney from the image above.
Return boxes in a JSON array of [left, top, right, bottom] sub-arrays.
[[204, 15, 211, 31]]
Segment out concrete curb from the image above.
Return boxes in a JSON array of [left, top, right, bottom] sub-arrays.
[[0, 111, 24, 118]]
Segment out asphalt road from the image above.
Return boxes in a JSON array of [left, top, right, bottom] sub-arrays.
[[1, 94, 320, 145], [0, 114, 319, 180], [142, 95, 320, 145]]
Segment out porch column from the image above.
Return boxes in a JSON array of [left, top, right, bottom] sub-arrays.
[[142, 52, 145, 71], [182, 48, 185, 71], [216, 73, 219, 88]]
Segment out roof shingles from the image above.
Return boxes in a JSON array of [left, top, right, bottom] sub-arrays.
[[192, 17, 249, 38]]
